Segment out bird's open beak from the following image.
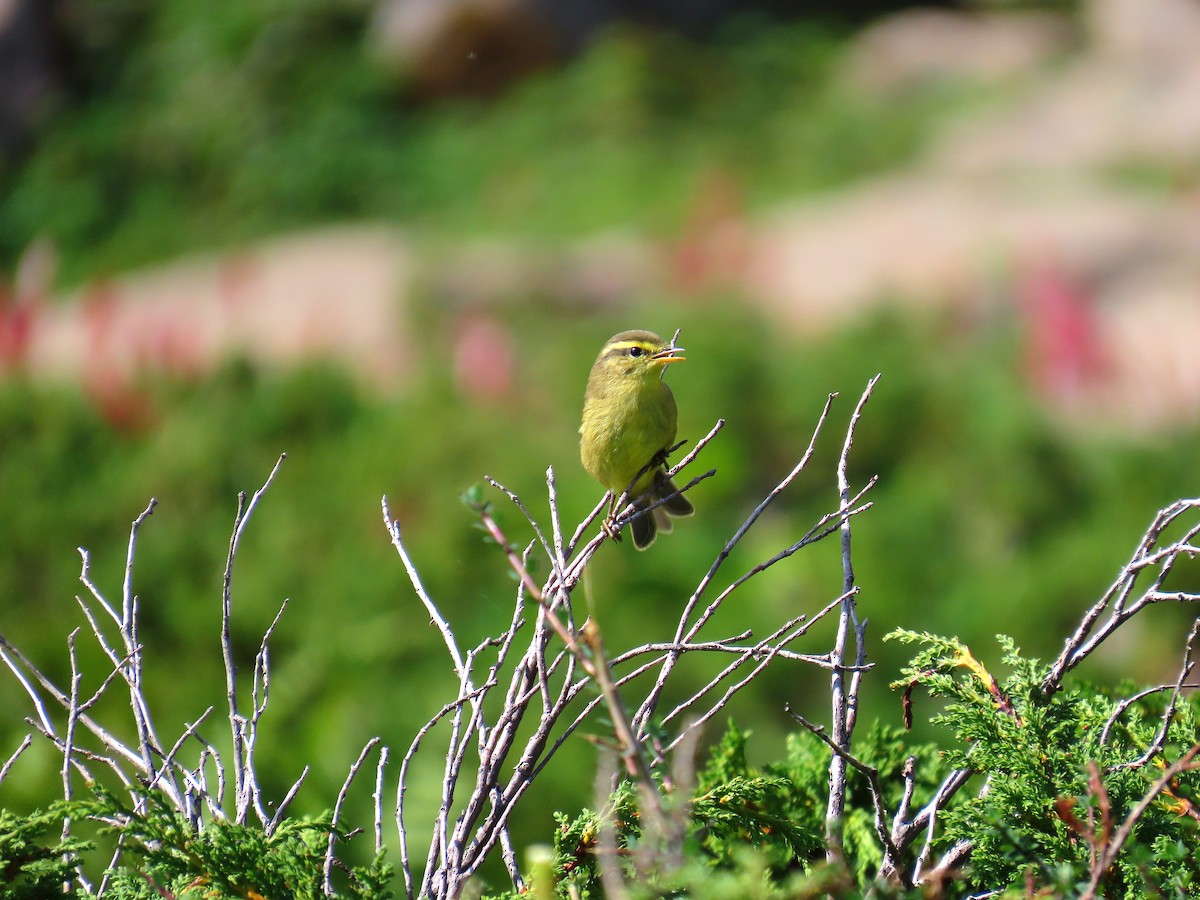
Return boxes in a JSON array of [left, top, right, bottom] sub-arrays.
[[651, 347, 685, 365]]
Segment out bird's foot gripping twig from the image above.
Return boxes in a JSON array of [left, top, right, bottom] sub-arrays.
[[602, 515, 624, 543], [653, 440, 686, 471]]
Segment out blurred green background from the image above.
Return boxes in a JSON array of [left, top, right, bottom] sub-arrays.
[[2, 0, 1199, 890]]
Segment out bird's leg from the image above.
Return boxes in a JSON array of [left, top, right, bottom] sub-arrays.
[[603, 492, 624, 542], [604, 452, 664, 542], [652, 439, 686, 470]]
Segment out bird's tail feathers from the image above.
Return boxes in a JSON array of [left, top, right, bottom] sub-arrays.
[[631, 472, 693, 550], [653, 470, 694, 518]]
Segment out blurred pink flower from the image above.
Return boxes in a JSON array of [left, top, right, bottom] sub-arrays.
[[454, 312, 514, 403], [1017, 252, 1108, 404]]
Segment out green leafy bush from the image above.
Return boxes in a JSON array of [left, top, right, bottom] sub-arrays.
[[480, 631, 1199, 898], [0, 802, 91, 898], [891, 630, 1200, 897]]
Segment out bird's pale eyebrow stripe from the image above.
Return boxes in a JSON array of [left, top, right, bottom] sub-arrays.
[[604, 340, 654, 358]]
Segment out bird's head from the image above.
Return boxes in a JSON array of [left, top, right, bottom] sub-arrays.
[[594, 330, 686, 383]]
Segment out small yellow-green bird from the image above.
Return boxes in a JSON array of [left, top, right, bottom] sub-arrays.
[[580, 330, 694, 549]]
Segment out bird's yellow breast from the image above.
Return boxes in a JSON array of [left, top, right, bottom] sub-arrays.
[[580, 372, 677, 498]]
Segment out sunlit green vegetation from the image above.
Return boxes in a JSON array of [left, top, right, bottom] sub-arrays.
[[2, 2, 1198, 894], [0, 5, 972, 284]]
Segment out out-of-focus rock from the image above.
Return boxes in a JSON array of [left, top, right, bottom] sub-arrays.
[[740, 175, 1187, 334], [0, 0, 62, 159], [433, 233, 659, 310], [1093, 279, 1200, 431], [546, 233, 662, 308], [369, 0, 561, 98], [936, 60, 1200, 175], [453, 310, 514, 404], [844, 7, 1074, 93], [29, 227, 414, 391], [370, 0, 968, 101], [1085, 0, 1200, 69], [935, 0, 1200, 174], [933, 65, 1123, 175]]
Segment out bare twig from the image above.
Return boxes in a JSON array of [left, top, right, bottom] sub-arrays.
[[827, 374, 880, 858], [0, 734, 32, 784], [1043, 498, 1200, 698], [0, 635, 144, 772], [110, 500, 180, 809], [1080, 743, 1200, 899], [374, 745, 389, 857], [908, 768, 976, 883], [663, 593, 855, 754], [476, 503, 666, 838], [632, 398, 838, 736], [222, 453, 287, 824], [325, 737, 383, 894], [787, 702, 904, 884], [1104, 617, 1200, 771], [246, 598, 290, 829]]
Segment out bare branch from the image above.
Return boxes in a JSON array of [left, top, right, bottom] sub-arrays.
[[662, 592, 854, 752], [1043, 498, 1200, 698], [0, 734, 32, 784], [77, 547, 120, 627], [268, 766, 310, 835], [1081, 743, 1200, 899], [222, 454, 288, 823], [374, 745, 390, 857], [325, 737, 384, 894], [0, 635, 144, 771], [827, 373, 880, 858], [787, 700, 904, 882], [383, 496, 472, 682], [1103, 617, 1200, 770], [908, 768, 976, 883], [633, 398, 838, 735]]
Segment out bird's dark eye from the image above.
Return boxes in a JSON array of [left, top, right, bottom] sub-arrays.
[[628, 346, 645, 358]]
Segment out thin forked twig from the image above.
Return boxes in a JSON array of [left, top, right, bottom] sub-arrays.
[[1103, 617, 1200, 771], [826, 374, 880, 858], [1081, 743, 1200, 900], [632, 396, 840, 736], [325, 737, 384, 894], [787, 701, 904, 882], [1043, 498, 1200, 698]]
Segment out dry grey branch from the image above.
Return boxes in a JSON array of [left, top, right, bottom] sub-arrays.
[[827, 373, 880, 858], [0, 734, 32, 784], [787, 701, 904, 883], [1043, 497, 1200, 698], [632, 397, 838, 737], [325, 737, 384, 893], [1080, 742, 1200, 900], [383, 394, 873, 897], [0, 454, 385, 897], [222, 452, 287, 826], [1104, 616, 1200, 771], [907, 767, 976, 884]]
